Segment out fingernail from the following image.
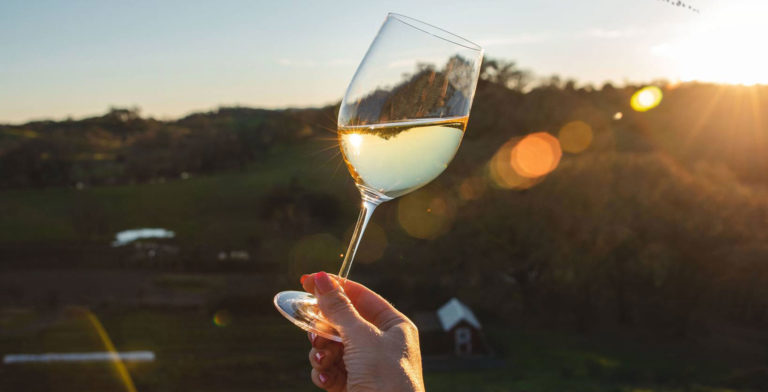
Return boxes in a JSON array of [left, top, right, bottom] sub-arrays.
[[314, 351, 325, 363], [314, 271, 336, 294], [318, 373, 328, 384], [308, 332, 316, 344], [300, 274, 310, 285]]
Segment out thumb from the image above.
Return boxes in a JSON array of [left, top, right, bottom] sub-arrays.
[[313, 271, 365, 332]]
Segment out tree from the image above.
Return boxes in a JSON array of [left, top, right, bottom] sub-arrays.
[[480, 58, 532, 91]]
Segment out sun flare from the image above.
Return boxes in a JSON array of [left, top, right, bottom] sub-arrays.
[[653, 1, 768, 85], [630, 86, 663, 112]]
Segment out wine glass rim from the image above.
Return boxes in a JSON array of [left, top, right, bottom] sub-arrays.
[[387, 13, 483, 52]]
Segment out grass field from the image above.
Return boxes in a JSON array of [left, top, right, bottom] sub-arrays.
[[0, 141, 353, 246], [1, 137, 765, 391], [0, 306, 759, 392], [0, 308, 313, 392]]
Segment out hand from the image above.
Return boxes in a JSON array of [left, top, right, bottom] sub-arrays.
[[300, 271, 424, 392]]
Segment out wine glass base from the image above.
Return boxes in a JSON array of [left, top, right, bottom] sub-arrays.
[[273, 291, 342, 342]]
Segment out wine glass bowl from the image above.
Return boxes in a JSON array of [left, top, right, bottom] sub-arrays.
[[274, 13, 483, 342], [338, 116, 468, 200]]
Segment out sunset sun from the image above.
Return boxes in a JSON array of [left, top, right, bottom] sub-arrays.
[[653, 1, 768, 85]]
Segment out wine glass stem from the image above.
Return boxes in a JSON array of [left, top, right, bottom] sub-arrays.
[[338, 198, 378, 281]]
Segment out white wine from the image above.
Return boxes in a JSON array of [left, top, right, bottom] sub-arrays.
[[339, 117, 467, 199]]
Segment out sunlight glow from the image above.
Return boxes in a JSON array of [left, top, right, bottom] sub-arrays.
[[652, 2, 768, 85], [631, 86, 663, 112], [347, 133, 363, 150], [345, 222, 387, 264], [511, 132, 562, 178], [290, 233, 342, 268], [349, 133, 363, 155], [558, 121, 593, 153], [398, 189, 455, 239], [488, 133, 561, 190], [459, 176, 487, 200], [488, 142, 539, 190]]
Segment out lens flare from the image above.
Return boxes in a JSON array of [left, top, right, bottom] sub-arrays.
[[630, 86, 663, 112], [397, 187, 455, 239], [348, 133, 363, 148], [345, 222, 387, 264], [488, 138, 540, 190], [613, 112, 623, 120], [510, 132, 562, 178], [488, 132, 562, 189], [344, 133, 364, 157], [213, 310, 232, 327], [558, 121, 593, 153], [290, 233, 343, 273], [459, 176, 486, 200], [76, 307, 139, 392]]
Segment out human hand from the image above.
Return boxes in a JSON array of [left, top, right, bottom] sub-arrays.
[[300, 271, 424, 392]]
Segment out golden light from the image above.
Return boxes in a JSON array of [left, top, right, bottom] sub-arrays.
[[510, 132, 562, 178], [488, 137, 544, 190], [650, 2, 768, 85], [613, 112, 623, 120], [346, 133, 363, 156], [630, 86, 663, 112], [397, 188, 455, 239], [348, 133, 362, 148], [666, 80, 682, 90], [489, 138, 519, 189], [213, 310, 232, 327], [345, 222, 387, 264], [558, 121, 593, 153], [459, 176, 487, 201], [290, 233, 342, 273], [78, 307, 139, 392]]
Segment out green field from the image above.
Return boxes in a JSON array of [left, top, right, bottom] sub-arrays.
[[2, 111, 767, 391], [0, 141, 353, 246], [0, 306, 760, 392], [0, 308, 312, 392]]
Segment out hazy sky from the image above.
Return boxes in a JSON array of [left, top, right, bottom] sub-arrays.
[[1, 0, 760, 124]]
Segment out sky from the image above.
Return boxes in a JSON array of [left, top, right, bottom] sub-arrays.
[[0, 0, 763, 124]]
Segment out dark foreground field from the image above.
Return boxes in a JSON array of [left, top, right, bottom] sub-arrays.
[[1, 294, 766, 392]]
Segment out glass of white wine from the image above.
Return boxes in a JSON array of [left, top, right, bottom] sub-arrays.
[[274, 13, 483, 341]]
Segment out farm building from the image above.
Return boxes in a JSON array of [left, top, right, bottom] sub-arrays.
[[413, 297, 491, 357]]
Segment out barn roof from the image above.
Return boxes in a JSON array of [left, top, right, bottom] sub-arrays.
[[437, 298, 481, 331]]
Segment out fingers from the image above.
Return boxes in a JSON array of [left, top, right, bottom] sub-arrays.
[[342, 278, 409, 331], [301, 272, 407, 331], [308, 331, 335, 349], [309, 345, 342, 371], [308, 332, 343, 366], [311, 271, 365, 330], [311, 367, 346, 392], [307, 331, 346, 391]]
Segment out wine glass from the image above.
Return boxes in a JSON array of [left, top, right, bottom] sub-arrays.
[[274, 13, 483, 342]]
